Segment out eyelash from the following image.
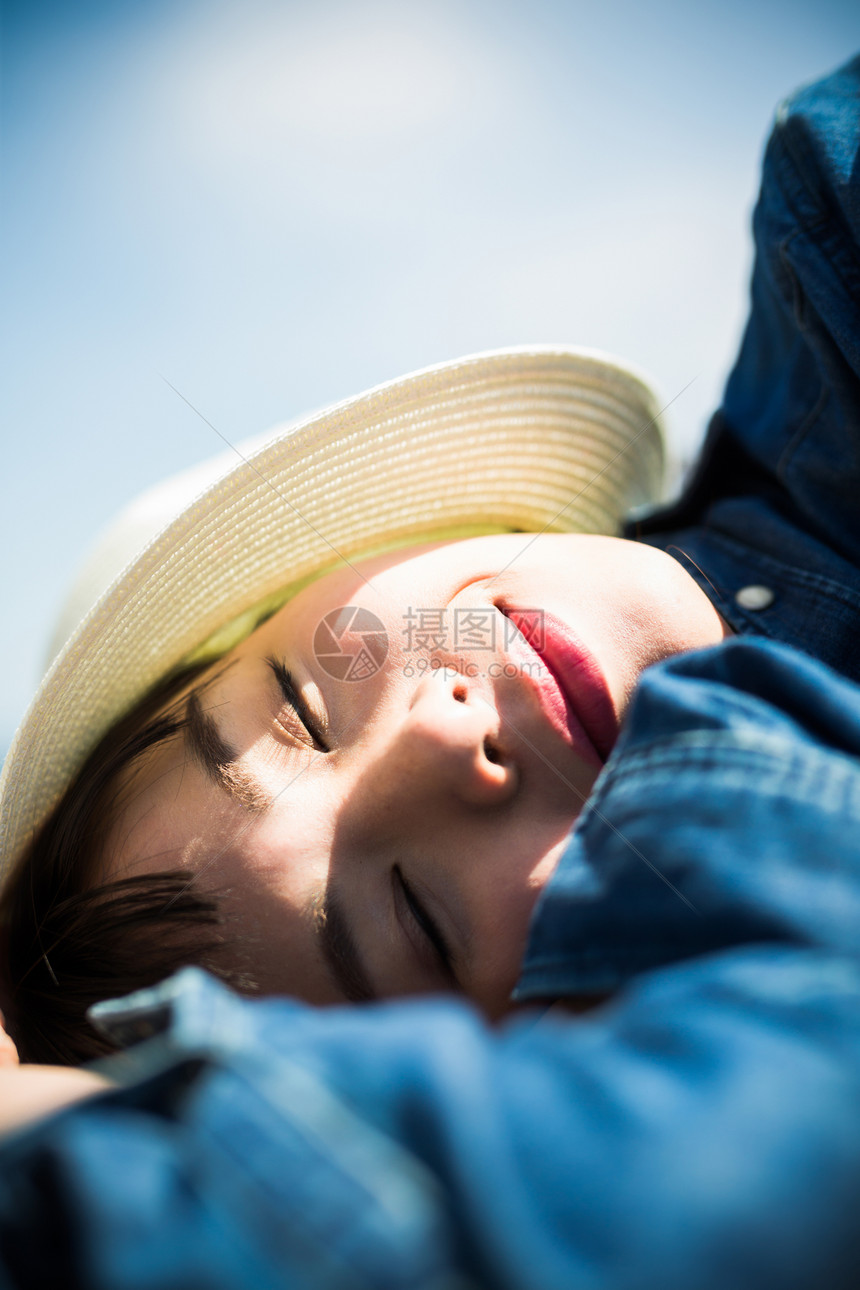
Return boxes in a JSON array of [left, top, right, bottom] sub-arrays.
[[393, 864, 457, 985], [267, 657, 330, 752]]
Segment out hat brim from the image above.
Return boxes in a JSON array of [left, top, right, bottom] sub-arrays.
[[0, 345, 665, 883]]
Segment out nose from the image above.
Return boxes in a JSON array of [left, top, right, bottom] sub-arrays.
[[401, 667, 518, 808]]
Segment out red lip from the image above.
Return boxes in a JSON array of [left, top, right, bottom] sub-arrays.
[[501, 608, 619, 764]]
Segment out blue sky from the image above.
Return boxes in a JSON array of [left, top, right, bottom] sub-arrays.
[[2, 0, 859, 751]]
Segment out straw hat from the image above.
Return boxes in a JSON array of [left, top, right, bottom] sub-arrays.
[[0, 345, 665, 887]]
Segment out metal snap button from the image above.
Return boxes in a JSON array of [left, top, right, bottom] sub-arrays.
[[735, 584, 774, 611]]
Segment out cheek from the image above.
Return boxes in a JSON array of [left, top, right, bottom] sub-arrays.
[[213, 864, 333, 1004], [555, 541, 726, 676], [196, 814, 332, 996], [466, 820, 569, 914], [619, 555, 728, 659], [209, 772, 345, 930], [103, 754, 215, 880], [467, 834, 569, 1017]]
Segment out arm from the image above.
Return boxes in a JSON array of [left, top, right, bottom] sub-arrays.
[[0, 1011, 110, 1134], [0, 1014, 17, 1069], [0, 1064, 109, 1134]]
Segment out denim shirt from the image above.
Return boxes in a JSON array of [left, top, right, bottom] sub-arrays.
[[516, 52, 860, 1001], [2, 58, 860, 1290], [625, 53, 860, 685]]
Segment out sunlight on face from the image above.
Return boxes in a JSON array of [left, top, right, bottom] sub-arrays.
[[104, 533, 729, 1018]]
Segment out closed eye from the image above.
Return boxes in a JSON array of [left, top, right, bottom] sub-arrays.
[[267, 657, 330, 752], [393, 865, 459, 989]]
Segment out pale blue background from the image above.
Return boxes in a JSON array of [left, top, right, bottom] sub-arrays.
[[2, 0, 859, 753]]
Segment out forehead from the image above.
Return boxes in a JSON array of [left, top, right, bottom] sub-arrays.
[[282, 537, 489, 606], [255, 533, 542, 643]]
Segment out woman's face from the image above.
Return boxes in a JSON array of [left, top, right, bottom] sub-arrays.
[[104, 533, 729, 1018]]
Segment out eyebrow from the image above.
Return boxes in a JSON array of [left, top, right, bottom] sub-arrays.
[[185, 689, 273, 814], [314, 885, 377, 1003]]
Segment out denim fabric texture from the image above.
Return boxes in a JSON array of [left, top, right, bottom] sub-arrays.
[[2, 56, 860, 1290], [631, 55, 860, 682]]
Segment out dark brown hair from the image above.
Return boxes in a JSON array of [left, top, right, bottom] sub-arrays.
[[0, 666, 254, 1066]]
